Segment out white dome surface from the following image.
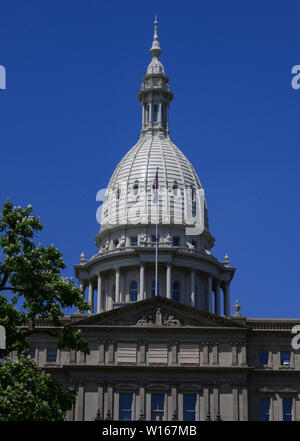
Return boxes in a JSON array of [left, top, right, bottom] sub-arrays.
[[100, 133, 209, 232]]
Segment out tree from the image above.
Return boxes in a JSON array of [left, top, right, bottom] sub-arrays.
[[0, 359, 76, 421], [0, 200, 91, 420]]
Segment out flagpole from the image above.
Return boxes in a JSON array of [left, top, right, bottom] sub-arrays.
[[155, 167, 159, 297]]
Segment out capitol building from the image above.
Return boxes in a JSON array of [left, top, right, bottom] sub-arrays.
[[22, 20, 300, 421]]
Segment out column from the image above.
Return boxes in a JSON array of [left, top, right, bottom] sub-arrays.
[[232, 384, 239, 421], [115, 267, 120, 303], [224, 282, 230, 317], [138, 340, 146, 365], [149, 101, 153, 125], [214, 282, 221, 315], [97, 381, 105, 420], [142, 104, 145, 129], [213, 383, 220, 420], [166, 263, 172, 299], [97, 273, 102, 314], [241, 343, 247, 366], [171, 383, 178, 420], [241, 385, 248, 421], [139, 263, 145, 301], [207, 276, 212, 313], [158, 102, 162, 127], [204, 383, 211, 420], [190, 269, 195, 307], [78, 281, 85, 313], [88, 281, 94, 313], [106, 382, 114, 420], [75, 380, 85, 421], [138, 381, 146, 420], [232, 343, 238, 366]]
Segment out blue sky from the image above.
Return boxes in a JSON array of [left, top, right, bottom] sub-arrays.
[[0, 0, 299, 318]]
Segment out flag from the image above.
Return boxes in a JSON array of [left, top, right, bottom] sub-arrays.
[[152, 168, 159, 203]]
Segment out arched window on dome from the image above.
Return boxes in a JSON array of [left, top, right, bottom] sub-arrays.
[[130, 281, 138, 302], [172, 281, 180, 302], [172, 181, 178, 197], [116, 188, 121, 200], [132, 181, 139, 196], [151, 280, 159, 297], [191, 187, 196, 217]]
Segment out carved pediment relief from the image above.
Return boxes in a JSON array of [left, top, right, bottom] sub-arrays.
[[136, 308, 182, 327], [69, 296, 248, 329]]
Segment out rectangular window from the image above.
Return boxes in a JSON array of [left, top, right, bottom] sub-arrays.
[[173, 236, 180, 246], [116, 343, 137, 364], [119, 394, 133, 421], [283, 398, 292, 421], [148, 343, 168, 364], [192, 241, 197, 249], [183, 395, 197, 421], [280, 351, 290, 366], [131, 237, 138, 246], [28, 348, 36, 360], [179, 344, 199, 364], [114, 240, 119, 248], [260, 398, 270, 421], [151, 394, 164, 421], [47, 348, 57, 363], [259, 351, 268, 366]]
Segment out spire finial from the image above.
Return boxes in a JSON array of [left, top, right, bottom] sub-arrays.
[[150, 16, 162, 57]]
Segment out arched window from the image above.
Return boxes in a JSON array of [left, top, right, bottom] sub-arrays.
[[132, 181, 139, 196], [116, 187, 121, 200], [130, 281, 138, 302], [151, 280, 159, 297], [191, 187, 196, 217], [173, 281, 180, 302], [172, 181, 178, 197]]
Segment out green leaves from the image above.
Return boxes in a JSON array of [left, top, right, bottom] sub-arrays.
[[0, 200, 91, 419], [0, 359, 76, 421]]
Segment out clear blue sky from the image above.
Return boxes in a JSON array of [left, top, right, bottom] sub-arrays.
[[0, 0, 299, 318]]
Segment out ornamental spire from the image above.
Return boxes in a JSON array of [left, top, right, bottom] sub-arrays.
[[137, 18, 173, 137], [150, 15, 162, 58]]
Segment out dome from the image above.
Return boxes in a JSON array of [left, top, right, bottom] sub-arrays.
[[147, 57, 165, 75], [99, 133, 209, 233]]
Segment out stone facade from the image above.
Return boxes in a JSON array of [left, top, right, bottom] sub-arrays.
[[14, 297, 300, 421]]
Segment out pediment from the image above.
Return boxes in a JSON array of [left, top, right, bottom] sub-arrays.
[[69, 296, 248, 329]]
